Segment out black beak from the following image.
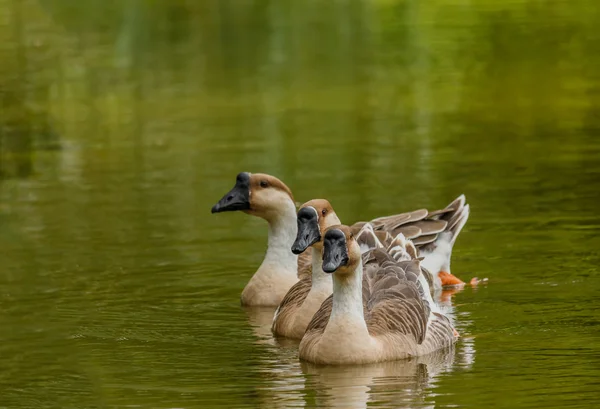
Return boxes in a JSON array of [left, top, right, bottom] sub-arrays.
[[322, 228, 349, 273], [291, 207, 321, 254], [211, 172, 251, 213]]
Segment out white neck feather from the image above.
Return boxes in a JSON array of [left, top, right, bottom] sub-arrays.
[[311, 246, 331, 291], [330, 259, 366, 324], [258, 200, 298, 279]]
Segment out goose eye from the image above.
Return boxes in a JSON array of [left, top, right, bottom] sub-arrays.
[[322, 209, 327, 216], [260, 180, 269, 188]]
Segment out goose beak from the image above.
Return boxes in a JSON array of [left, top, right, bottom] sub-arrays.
[[292, 207, 321, 254], [322, 228, 349, 273], [211, 172, 251, 213]]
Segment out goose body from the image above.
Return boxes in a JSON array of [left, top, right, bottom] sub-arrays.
[[299, 225, 458, 365], [270, 249, 333, 339]]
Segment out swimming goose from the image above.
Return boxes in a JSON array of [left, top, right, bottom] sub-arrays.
[[270, 199, 341, 338], [299, 225, 458, 365], [271, 195, 467, 339], [211, 172, 311, 306]]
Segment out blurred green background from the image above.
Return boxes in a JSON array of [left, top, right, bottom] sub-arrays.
[[1, 1, 599, 408]]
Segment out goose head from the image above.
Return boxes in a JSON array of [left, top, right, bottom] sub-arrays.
[[211, 172, 295, 222], [322, 225, 361, 275], [291, 199, 342, 254]]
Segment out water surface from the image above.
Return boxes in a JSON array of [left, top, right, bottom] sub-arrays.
[[1, 1, 599, 408]]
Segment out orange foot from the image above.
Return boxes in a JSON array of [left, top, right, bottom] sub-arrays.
[[439, 271, 465, 287]]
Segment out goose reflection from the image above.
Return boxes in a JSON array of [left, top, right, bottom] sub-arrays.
[[244, 308, 477, 408], [243, 306, 278, 345], [242, 306, 306, 408], [301, 347, 457, 409], [243, 306, 301, 348]]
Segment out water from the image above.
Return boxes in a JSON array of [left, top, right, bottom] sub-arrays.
[[1, 1, 600, 408]]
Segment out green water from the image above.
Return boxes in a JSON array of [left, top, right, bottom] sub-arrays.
[[1, 1, 600, 408]]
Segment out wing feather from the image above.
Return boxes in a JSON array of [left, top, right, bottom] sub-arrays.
[[357, 195, 470, 256], [271, 277, 312, 334], [297, 247, 313, 280]]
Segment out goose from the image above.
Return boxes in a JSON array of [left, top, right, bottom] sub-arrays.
[[299, 225, 458, 365], [211, 172, 471, 306], [211, 173, 312, 306], [272, 198, 451, 339]]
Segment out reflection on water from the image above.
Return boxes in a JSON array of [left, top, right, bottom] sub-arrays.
[[302, 349, 456, 409], [1, 0, 600, 408], [248, 308, 476, 409]]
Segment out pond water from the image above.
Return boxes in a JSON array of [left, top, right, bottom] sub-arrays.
[[1, 1, 599, 408]]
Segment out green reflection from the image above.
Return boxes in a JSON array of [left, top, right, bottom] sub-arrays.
[[1, 0, 599, 408]]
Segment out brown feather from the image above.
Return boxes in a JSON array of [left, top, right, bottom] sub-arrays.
[[375, 231, 394, 247], [371, 213, 412, 230], [361, 195, 470, 258], [392, 225, 422, 239], [355, 227, 382, 251], [426, 208, 454, 218], [305, 246, 434, 347], [411, 234, 437, 246], [350, 222, 367, 236], [408, 220, 448, 236], [297, 247, 313, 280], [371, 209, 428, 231], [271, 277, 312, 335]]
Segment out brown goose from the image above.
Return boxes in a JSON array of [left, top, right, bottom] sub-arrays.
[[211, 173, 312, 306], [299, 225, 458, 365]]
